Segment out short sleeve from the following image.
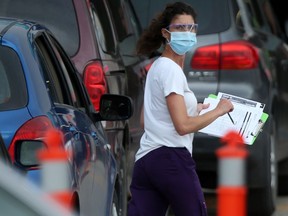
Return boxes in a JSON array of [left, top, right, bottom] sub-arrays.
[[160, 62, 186, 97]]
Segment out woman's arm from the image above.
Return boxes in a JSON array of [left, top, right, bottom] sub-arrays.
[[166, 93, 233, 135]]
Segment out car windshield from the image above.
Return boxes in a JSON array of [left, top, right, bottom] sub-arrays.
[[130, 0, 230, 35], [0, 46, 27, 111], [0, 0, 79, 57]]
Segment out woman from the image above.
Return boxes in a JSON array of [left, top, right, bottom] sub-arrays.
[[128, 2, 233, 216]]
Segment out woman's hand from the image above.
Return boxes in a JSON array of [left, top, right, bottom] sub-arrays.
[[215, 99, 234, 116]]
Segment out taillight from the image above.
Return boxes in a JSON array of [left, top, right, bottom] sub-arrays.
[[191, 41, 259, 70], [8, 116, 54, 170], [83, 61, 107, 111]]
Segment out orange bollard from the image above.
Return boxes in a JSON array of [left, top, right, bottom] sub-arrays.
[[216, 131, 248, 216], [37, 128, 72, 210]]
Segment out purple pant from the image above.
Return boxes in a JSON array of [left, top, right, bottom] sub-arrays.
[[128, 146, 207, 216]]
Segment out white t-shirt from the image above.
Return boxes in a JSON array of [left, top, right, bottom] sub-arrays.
[[135, 57, 198, 161]]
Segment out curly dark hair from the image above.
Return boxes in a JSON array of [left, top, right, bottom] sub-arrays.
[[136, 1, 197, 57]]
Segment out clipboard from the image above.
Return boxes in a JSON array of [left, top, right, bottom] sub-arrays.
[[250, 112, 269, 144], [199, 93, 268, 145]]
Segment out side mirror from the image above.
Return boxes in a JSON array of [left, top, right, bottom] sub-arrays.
[[99, 94, 134, 121], [15, 140, 45, 169]]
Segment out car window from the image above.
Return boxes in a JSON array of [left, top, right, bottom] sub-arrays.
[[130, 0, 230, 35], [47, 34, 89, 111], [35, 33, 90, 112], [259, 0, 284, 37], [106, 0, 142, 59], [242, 0, 283, 38], [35, 35, 66, 105], [125, 0, 142, 39], [106, 0, 133, 42], [0, 46, 27, 111], [243, 0, 264, 30], [90, 0, 116, 54], [0, 0, 79, 57]]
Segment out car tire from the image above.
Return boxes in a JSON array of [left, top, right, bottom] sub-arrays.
[[71, 193, 80, 216], [278, 174, 288, 195], [118, 162, 128, 216], [112, 167, 127, 216]]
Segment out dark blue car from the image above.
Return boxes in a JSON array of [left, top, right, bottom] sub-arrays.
[[0, 17, 133, 216]]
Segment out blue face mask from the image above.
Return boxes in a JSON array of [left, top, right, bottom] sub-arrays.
[[166, 30, 197, 55]]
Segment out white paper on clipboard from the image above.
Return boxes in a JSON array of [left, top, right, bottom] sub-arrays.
[[198, 93, 267, 145]]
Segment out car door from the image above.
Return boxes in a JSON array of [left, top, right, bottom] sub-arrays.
[[104, 0, 156, 192], [242, 0, 288, 160], [48, 33, 117, 216], [34, 32, 114, 215]]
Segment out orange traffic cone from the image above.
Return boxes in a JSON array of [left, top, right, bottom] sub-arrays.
[[37, 128, 72, 210], [216, 131, 248, 216]]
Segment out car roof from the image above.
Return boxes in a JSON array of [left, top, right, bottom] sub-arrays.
[[0, 17, 29, 31], [0, 17, 17, 32], [0, 17, 48, 46]]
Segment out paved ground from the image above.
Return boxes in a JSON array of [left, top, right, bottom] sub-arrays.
[[165, 190, 288, 216], [272, 196, 288, 216], [204, 193, 288, 216]]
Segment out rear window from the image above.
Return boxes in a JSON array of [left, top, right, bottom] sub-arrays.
[[0, 46, 27, 111], [90, 0, 116, 53], [106, 0, 134, 42], [0, 0, 79, 57], [105, 0, 141, 59], [130, 0, 230, 35]]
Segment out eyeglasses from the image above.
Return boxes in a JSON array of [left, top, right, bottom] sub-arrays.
[[166, 23, 198, 32]]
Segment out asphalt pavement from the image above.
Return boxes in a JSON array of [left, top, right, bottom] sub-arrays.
[[272, 196, 288, 216], [204, 193, 288, 216], [166, 193, 288, 216]]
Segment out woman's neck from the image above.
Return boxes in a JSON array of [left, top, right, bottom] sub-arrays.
[[161, 45, 185, 68]]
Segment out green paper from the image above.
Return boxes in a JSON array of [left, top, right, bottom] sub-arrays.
[[208, 94, 217, 99]]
